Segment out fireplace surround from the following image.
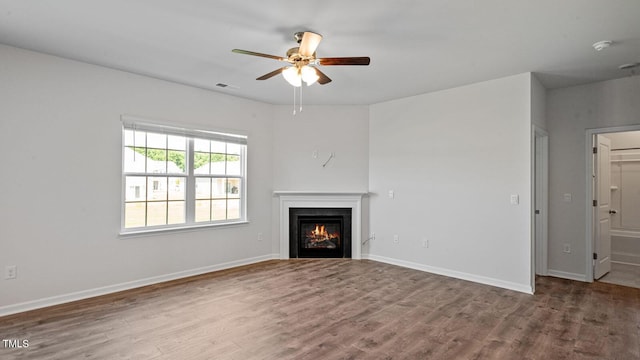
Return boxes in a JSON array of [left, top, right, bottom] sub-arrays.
[[274, 191, 367, 259]]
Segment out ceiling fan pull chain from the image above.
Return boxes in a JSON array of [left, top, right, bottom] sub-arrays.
[[292, 85, 296, 115], [300, 84, 303, 113]]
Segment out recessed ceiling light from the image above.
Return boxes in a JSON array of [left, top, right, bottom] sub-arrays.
[[592, 40, 613, 51]]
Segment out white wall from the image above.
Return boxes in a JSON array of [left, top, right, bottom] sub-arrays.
[[609, 142, 640, 231], [368, 73, 534, 293], [272, 105, 369, 192], [271, 105, 370, 254], [607, 131, 640, 149], [0, 45, 275, 314], [531, 74, 548, 280], [608, 142, 640, 266], [546, 75, 640, 279], [531, 75, 547, 130]]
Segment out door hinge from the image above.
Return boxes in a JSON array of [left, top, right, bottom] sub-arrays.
[[593, 147, 598, 154], [535, 209, 540, 215], [593, 200, 597, 207], [593, 253, 598, 260]]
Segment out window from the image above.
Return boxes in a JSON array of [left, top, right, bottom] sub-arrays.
[[122, 118, 247, 233]]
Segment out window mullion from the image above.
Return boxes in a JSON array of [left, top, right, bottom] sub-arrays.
[[185, 138, 196, 223]]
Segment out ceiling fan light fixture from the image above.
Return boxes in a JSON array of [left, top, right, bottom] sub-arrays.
[[592, 40, 613, 51], [282, 66, 302, 87], [233, 30, 369, 89], [301, 66, 319, 86], [298, 31, 323, 57]]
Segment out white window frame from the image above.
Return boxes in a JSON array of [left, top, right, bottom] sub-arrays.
[[120, 116, 248, 235]]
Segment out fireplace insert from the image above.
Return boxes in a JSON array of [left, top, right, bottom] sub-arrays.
[[289, 208, 352, 258]]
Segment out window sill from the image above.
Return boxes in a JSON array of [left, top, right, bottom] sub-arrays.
[[119, 220, 250, 238]]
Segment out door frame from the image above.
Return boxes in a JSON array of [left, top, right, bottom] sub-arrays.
[[533, 126, 549, 279], [585, 124, 640, 282]]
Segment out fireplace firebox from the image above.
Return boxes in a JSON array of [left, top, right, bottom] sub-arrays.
[[289, 208, 352, 258]]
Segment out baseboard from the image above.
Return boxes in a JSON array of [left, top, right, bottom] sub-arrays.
[[362, 254, 533, 294], [611, 251, 640, 266], [546, 269, 587, 282], [0, 254, 280, 318], [612, 260, 640, 267]]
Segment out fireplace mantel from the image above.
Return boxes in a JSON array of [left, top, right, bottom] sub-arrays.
[[274, 191, 367, 260], [273, 191, 368, 197]]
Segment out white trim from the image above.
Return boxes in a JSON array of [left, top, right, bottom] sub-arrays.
[[118, 220, 250, 238], [121, 114, 249, 143], [273, 191, 368, 197], [547, 269, 588, 282], [611, 260, 640, 267], [533, 126, 549, 282], [610, 229, 640, 238], [585, 124, 640, 282], [121, 121, 248, 233], [611, 252, 640, 266], [363, 254, 533, 294], [274, 191, 367, 260], [0, 254, 279, 318]]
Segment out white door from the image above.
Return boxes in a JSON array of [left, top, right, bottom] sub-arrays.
[[594, 135, 612, 279]]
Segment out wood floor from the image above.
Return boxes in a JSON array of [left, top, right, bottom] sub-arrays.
[[1, 260, 639, 359]]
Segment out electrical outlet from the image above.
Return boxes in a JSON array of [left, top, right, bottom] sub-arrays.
[[257, 232, 263, 242], [5, 265, 17, 280], [393, 234, 399, 244], [563, 244, 571, 253], [422, 239, 429, 248], [371, 232, 375, 240]]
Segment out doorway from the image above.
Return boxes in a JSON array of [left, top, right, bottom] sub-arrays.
[[586, 126, 640, 286], [533, 126, 549, 282]]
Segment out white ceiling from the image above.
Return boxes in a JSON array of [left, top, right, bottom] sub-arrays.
[[1, 0, 639, 105]]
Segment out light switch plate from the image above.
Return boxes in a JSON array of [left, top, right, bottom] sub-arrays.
[[510, 194, 519, 205]]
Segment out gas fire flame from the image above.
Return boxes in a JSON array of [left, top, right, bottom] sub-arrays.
[[307, 224, 340, 243]]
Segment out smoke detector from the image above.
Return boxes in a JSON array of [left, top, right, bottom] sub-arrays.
[[592, 40, 613, 51]]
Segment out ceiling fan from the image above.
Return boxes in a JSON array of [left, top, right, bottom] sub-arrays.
[[232, 31, 370, 87]]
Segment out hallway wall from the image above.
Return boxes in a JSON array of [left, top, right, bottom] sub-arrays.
[[546, 75, 640, 280]]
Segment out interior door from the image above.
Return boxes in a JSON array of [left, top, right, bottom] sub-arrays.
[[594, 135, 612, 279]]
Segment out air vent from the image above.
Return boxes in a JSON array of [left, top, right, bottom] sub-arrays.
[[215, 83, 239, 90]]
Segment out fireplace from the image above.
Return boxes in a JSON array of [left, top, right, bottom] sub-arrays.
[[289, 208, 352, 258], [274, 191, 366, 259]]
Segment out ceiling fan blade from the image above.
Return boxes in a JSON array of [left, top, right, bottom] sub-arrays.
[[315, 68, 332, 85], [256, 67, 287, 80], [298, 32, 323, 57], [232, 49, 284, 61], [318, 57, 370, 66]]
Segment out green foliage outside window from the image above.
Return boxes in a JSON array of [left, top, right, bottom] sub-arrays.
[[130, 147, 233, 173]]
